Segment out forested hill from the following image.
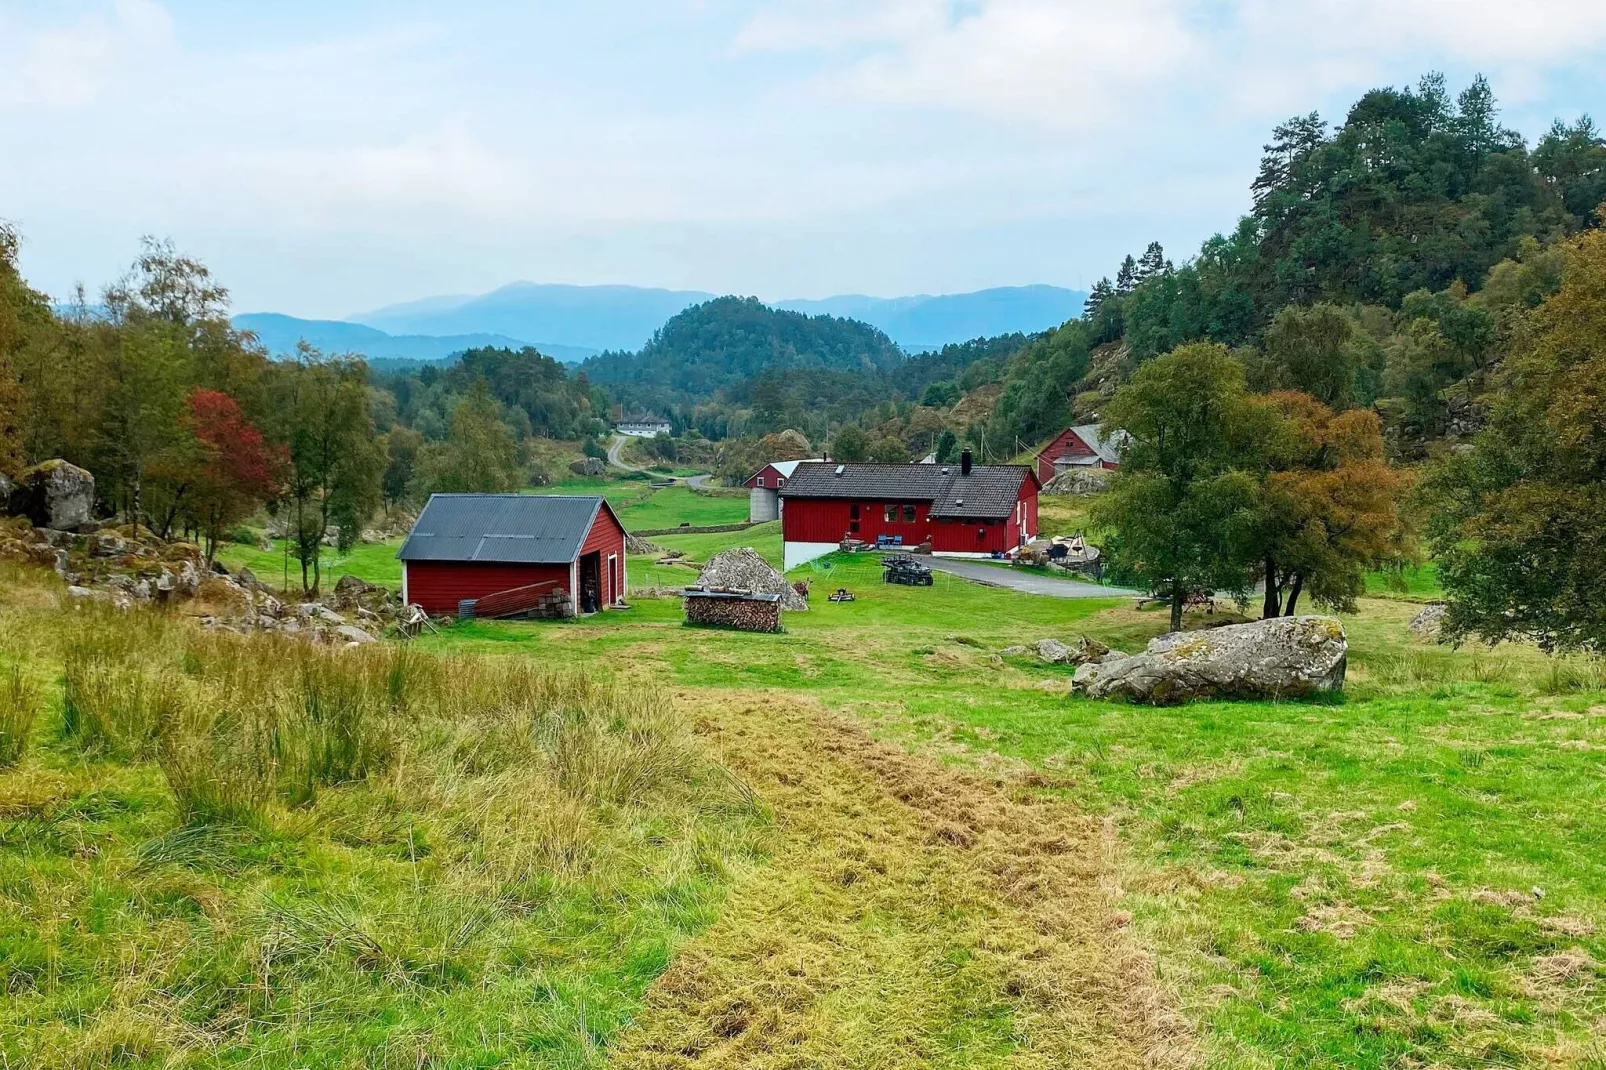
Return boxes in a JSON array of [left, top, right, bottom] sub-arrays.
[[964, 74, 1606, 461], [580, 296, 904, 404]]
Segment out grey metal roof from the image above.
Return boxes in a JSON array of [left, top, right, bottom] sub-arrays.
[[397, 494, 609, 564], [1067, 424, 1130, 465], [779, 462, 1032, 519]]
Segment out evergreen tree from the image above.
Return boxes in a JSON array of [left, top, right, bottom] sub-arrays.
[[1114, 256, 1139, 295]]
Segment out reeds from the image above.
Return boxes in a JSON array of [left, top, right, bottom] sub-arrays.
[[49, 606, 727, 834], [0, 659, 38, 767]]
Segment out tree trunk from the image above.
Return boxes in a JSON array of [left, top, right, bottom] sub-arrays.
[[1262, 555, 1282, 618], [1284, 573, 1304, 616], [1170, 586, 1184, 633]]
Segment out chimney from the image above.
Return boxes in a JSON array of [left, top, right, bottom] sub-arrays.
[[961, 449, 973, 476]]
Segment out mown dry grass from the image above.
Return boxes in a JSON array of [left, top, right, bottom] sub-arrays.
[[613, 692, 1190, 1069]]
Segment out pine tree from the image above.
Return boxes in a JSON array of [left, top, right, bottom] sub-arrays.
[[1115, 256, 1138, 294], [1084, 278, 1114, 317], [1136, 241, 1170, 283]]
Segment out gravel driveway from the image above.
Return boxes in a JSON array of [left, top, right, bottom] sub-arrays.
[[924, 558, 1140, 599]]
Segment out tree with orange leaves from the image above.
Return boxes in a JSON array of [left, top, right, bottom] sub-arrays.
[[1250, 391, 1413, 617]]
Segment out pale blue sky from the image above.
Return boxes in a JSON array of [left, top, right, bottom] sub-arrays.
[[2, 0, 1603, 318]]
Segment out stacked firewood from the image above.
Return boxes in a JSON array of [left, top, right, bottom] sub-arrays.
[[683, 591, 782, 633]]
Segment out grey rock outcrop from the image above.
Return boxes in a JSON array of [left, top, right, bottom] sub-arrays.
[[1041, 468, 1111, 496], [569, 457, 606, 477], [1074, 616, 1348, 704], [1409, 603, 1448, 640], [1035, 639, 1073, 664], [7, 460, 95, 530]]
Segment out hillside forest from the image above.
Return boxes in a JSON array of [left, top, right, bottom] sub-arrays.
[[2, 74, 1605, 635]]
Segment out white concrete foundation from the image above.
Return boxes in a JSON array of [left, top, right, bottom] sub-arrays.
[[783, 540, 838, 571]]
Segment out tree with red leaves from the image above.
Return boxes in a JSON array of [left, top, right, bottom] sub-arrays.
[[183, 387, 285, 562]]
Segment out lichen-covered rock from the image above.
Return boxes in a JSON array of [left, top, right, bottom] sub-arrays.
[[1035, 638, 1073, 664], [1041, 468, 1111, 496], [6, 456, 94, 526], [1075, 616, 1348, 704], [1409, 603, 1448, 640], [335, 624, 377, 644], [6, 460, 95, 530]]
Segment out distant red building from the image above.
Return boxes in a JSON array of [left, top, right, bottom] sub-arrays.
[[744, 458, 823, 523], [1034, 424, 1127, 484], [778, 452, 1037, 569], [398, 494, 627, 616]]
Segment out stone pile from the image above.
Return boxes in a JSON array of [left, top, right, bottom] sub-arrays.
[[693, 547, 808, 610]]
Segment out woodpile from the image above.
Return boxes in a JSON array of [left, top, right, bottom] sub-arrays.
[[695, 547, 808, 610], [683, 590, 782, 633]]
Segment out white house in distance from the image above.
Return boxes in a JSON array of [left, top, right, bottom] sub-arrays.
[[616, 416, 672, 437]]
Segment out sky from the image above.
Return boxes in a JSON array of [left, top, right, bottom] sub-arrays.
[[2, 0, 1604, 319]]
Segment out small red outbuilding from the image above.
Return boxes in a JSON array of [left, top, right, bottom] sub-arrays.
[[397, 494, 627, 617]]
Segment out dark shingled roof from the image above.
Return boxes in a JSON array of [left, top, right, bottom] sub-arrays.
[[397, 494, 612, 564], [780, 462, 1033, 519]]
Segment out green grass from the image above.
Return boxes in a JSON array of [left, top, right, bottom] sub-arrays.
[[615, 485, 749, 530], [0, 578, 762, 1068], [216, 538, 405, 590], [627, 522, 782, 590], [1366, 561, 1443, 601], [413, 552, 1606, 1068]]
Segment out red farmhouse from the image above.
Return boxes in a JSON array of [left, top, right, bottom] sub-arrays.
[[398, 494, 627, 617], [778, 452, 1038, 569], [1034, 424, 1126, 484]]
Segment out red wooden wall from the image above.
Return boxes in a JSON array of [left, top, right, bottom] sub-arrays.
[[405, 505, 629, 615], [577, 504, 627, 607], [783, 492, 1037, 555], [405, 561, 571, 616]]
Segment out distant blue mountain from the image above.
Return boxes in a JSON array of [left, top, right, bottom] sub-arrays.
[[345, 283, 1086, 354], [231, 313, 598, 365], [776, 285, 1086, 351], [351, 283, 718, 354]]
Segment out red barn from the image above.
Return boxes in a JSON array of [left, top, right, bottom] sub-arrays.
[[1034, 424, 1127, 484], [398, 494, 627, 617], [778, 452, 1038, 569], [744, 458, 822, 522]]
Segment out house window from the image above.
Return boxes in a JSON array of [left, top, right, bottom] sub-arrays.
[[903, 505, 916, 522], [777, 477, 786, 487], [850, 503, 860, 520], [884, 504, 897, 523], [756, 475, 765, 487]]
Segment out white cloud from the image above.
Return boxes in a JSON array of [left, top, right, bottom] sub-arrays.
[[0, 0, 175, 107], [734, 0, 1606, 129]]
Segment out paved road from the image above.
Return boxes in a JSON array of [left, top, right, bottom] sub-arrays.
[[605, 434, 643, 473], [925, 558, 1140, 599]]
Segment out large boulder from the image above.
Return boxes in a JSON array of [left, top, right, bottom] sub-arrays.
[[7, 460, 94, 530], [569, 457, 606, 477], [1042, 468, 1111, 496], [1074, 616, 1348, 704]]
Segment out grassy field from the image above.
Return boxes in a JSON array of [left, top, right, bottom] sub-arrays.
[[614, 486, 749, 530], [409, 553, 1606, 1069], [216, 538, 405, 590], [0, 569, 763, 1068], [40, 485, 1606, 1067]]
